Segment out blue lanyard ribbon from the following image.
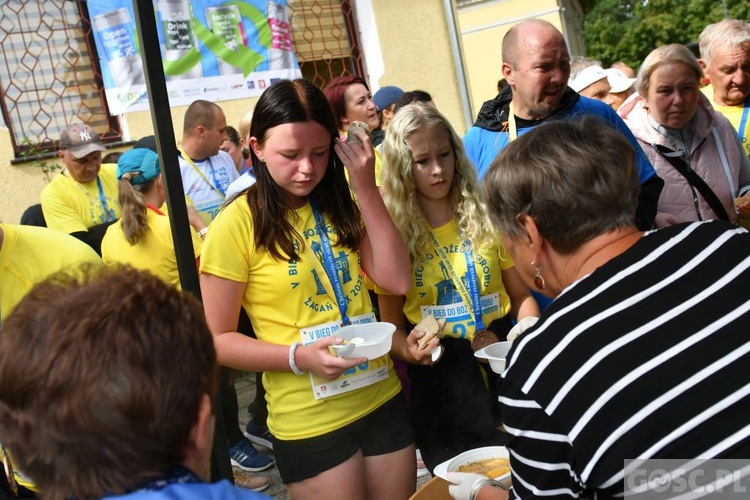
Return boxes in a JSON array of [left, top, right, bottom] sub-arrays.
[[461, 240, 486, 331], [96, 177, 116, 222], [738, 96, 750, 149], [310, 200, 350, 325], [428, 231, 486, 331]]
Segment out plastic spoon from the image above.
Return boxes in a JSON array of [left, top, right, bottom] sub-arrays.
[[336, 342, 356, 357]]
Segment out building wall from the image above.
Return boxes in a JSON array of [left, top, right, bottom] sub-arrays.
[[1, 0, 467, 224], [370, 0, 467, 135], [458, 0, 583, 117], [0, 126, 48, 224], [0, 97, 258, 225]]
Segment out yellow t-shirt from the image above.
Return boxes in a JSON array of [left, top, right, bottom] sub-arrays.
[[338, 134, 381, 292], [0, 223, 102, 490], [339, 131, 384, 186], [101, 206, 202, 290], [373, 148, 384, 186], [381, 219, 514, 342], [200, 197, 401, 440], [0, 224, 102, 325], [41, 164, 121, 234], [701, 85, 750, 158]]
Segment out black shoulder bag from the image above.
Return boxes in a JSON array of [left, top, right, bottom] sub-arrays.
[[653, 144, 730, 222]]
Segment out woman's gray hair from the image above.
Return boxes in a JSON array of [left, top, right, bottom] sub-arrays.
[[482, 117, 639, 255], [635, 44, 703, 97], [699, 19, 750, 68]]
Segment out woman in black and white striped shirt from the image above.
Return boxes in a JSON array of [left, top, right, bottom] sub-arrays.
[[448, 116, 750, 500]]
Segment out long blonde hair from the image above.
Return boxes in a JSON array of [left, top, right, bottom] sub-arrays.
[[381, 102, 497, 269], [118, 172, 154, 245]]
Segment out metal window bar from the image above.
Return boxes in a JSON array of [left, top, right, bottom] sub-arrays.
[[0, 0, 364, 159], [287, 0, 366, 88], [0, 0, 121, 159]]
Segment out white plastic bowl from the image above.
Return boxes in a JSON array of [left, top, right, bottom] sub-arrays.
[[447, 446, 510, 474], [331, 322, 396, 360], [474, 341, 512, 374], [432, 445, 511, 480]]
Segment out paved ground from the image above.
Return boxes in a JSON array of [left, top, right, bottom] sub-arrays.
[[233, 371, 433, 499]]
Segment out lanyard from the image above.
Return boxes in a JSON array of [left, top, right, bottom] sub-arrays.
[[507, 102, 542, 143], [738, 96, 750, 148], [178, 147, 227, 199], [310, 200, 350, 325], [71, 173, 115, 223], [428, 230, 485, 331], [508, 102, 519, 141], [146, 204, 165, 216], [96, 177, 116, 222]]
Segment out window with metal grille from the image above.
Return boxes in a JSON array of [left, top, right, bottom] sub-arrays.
[[288, 0, 365, 89], [0, 1, 363, 160], [0, 1, 122, 161]]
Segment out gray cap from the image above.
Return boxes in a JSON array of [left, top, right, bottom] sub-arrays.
[[59, 124, 107, 159]]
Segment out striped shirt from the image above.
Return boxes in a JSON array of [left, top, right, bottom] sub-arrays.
[[499, 221, 750, 498]]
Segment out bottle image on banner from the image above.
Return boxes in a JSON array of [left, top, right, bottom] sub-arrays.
[[206, 5, 246, 76], [266, 0, 295, 70], [155, 0, 203, 80], [92, 8, 145, 88]]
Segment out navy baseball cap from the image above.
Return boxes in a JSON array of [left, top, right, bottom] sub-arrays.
[[373, 86, 404, 111]]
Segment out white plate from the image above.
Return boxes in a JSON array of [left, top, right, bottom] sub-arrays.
[[330, 322, 396, 359], [474, 341, 513, 374], [433, 446, 509, 480]]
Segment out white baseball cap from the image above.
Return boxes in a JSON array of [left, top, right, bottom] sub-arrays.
[[604, 68, 636, 93], [569, 65, 608, 93]]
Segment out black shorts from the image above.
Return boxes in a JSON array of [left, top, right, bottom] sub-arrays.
[[272, 394, 414, 484]]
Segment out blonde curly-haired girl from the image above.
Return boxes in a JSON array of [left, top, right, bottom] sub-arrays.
[[378, 102, 539, 471]]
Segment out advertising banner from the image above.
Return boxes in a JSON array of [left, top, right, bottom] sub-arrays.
[[88, 0, 300, 115]]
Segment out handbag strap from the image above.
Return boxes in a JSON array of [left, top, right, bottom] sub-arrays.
[[653, 144, 730, 222]]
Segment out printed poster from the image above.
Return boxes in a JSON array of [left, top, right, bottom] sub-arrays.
[[87, 0, 301, 115]]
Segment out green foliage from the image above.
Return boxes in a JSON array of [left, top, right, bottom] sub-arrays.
[[582, 0, 750, 70], [19, 136, 61, 183]]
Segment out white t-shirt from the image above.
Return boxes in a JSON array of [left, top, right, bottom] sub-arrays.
[[225, 171, 256, 201], [178, 150, 239, 224]]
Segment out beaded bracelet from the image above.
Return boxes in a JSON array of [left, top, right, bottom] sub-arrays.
[[288, 342, 306, 375]]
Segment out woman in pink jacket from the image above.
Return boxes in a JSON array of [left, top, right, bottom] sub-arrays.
[[618, 44, 750, 228]]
